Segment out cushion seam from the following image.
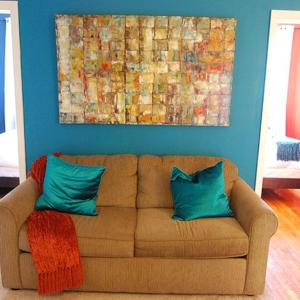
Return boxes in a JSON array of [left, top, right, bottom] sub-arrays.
[[77, 236, 134, 242], [135, 237, 249, 242], [19, 234, 134, 244], [19, 238, 133, 253], [134, 252, 248, 259]]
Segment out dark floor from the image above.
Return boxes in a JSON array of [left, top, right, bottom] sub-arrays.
[[0, 187, 12, 198]]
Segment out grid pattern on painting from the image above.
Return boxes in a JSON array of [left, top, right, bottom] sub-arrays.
[[56, 15, 237, 125]]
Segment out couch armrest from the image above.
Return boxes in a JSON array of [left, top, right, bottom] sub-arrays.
[[0, 178, 39, 288], [230, 178, 278, 295]]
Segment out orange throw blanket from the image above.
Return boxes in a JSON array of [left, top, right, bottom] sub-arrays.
[[27, 152, 61, 193], [27, 154, 83, 295]]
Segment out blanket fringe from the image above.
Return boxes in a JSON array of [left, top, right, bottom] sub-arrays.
[[38, 264, 83, 295]]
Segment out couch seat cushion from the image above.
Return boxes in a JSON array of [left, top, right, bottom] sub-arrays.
[[19, 207, 136, 258], [135, 208, 249, 258]]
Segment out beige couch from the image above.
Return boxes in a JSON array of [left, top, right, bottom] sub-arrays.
[[0, 154, 278, 295]]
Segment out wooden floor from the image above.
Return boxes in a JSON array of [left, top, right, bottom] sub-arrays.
[[260, 189, 300, 299], [0, 189, 299, 299]]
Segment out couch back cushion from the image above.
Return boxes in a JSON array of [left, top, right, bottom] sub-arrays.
[[137, 155, 238, 208], [60, 154, 137, 207]]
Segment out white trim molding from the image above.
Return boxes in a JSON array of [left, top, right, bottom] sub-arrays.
[[0, 1, 26, 182], [255, 10, 300, 195]]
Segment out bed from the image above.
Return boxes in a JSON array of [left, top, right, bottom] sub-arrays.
[[263, 136, 300, 189], [0, 129, 19, 188]]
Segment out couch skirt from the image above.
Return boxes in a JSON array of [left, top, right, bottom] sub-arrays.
[[19, 253, 247, 294]]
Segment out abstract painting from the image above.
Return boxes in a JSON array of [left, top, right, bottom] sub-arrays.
[[56, 15, 237, 125]]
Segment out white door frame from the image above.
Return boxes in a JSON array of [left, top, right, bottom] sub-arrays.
[[0, 1, 26, 182], [255, 10, 300, 195]]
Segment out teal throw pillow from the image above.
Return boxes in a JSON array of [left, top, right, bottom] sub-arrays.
[[171, 161, 233, 221], [35, 155, 106, 216]]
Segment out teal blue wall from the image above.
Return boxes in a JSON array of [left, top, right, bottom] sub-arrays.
[[18, 0, 300, 187]]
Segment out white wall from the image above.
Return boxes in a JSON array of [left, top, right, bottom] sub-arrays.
[[267, 24, 293, 139], [4, 16, 16, 131]]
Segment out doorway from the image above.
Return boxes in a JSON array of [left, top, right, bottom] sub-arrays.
[[0, 1, 26, 190], [256, 10, 300, 195]]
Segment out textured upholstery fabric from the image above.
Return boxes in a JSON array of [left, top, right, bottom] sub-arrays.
[[137, 155, 238, 208], [61, 154, 137, 207], [0, 178, 39, 288], [231, 179, 278, 295], [135, 208, 249, 258], [19, 207, 136, 258], [20, 253, 247, 294], [0, 154, 278, 295]]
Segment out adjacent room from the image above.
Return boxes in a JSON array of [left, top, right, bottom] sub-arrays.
[[0, 12, 19, 193], [262, 21, 300, 190], [0, 1, 299, 299]]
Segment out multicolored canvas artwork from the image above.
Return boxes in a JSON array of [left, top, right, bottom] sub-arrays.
[[56, 15, 237, 125]]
